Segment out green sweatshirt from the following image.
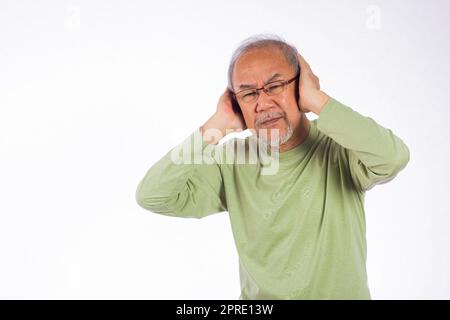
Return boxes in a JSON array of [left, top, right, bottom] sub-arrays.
[[135, 97, 410, 300]]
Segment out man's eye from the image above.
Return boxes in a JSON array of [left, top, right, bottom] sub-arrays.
[[267, 84, 283, 91], [243, 92, 257, 98]]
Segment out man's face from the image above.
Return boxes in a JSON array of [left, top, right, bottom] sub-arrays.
[[232, 47, 301, 146]]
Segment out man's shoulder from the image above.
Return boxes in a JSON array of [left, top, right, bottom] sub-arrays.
[[311, 119, 348, 165]]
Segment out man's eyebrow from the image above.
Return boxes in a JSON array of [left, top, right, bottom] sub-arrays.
[[238, 73, 283, 90]]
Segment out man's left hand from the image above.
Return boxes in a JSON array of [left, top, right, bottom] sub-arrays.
[[296, 53, 330, 115]]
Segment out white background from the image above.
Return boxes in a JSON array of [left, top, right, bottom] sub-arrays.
[[1, 0, 449, 299]]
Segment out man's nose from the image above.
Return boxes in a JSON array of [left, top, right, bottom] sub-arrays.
[[255, 90, 276, 112]]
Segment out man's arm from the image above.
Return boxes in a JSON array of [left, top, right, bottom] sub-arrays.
[[135, 88, 246, 218], [135, 126, 227, 218], [295, 53, 409, 192], [316, 96, 410, 192]]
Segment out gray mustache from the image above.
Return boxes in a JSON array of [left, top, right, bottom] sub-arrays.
[[256, 114, 284, 125]]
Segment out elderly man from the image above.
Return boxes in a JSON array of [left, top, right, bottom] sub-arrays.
[[135, 35, 410, 299]]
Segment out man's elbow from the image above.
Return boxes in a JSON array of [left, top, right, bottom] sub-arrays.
[[392, 143, 410, 174], [135, 182, 158, 211], [135, 183, 176, 215], [135, 186, 149, 210], [135, 184, 150, 210]]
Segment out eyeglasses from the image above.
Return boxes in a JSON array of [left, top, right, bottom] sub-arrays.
[[233, 73, 299, 103]]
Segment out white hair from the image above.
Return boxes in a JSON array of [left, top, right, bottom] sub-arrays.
[[227, 33, 300, 92]]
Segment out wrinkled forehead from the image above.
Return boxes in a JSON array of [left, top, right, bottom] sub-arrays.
[[232, 47, 292, 89]]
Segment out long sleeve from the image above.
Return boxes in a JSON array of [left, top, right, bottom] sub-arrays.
[[316, 97, 410, 192], [135, 127, 227, 218]]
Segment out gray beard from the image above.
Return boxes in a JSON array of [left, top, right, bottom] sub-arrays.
[[257, 120, 294, 149]]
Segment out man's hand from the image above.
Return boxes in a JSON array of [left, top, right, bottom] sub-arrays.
[[200, 88, 247, 145], [296, 53, 330, 115]]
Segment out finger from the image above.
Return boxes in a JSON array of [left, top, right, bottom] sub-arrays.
[[297, 101, 306, 113], [297, 53, 313, 74], [296, 53, 309, 69], [312, 73, 320, 87]]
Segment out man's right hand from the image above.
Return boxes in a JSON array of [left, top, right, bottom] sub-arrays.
[[200, 88, 247, 145]]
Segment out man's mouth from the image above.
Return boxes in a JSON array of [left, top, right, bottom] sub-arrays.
[[261, 117, 282, 126]]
